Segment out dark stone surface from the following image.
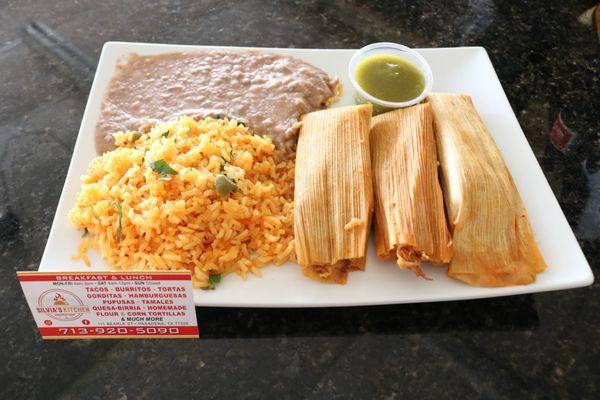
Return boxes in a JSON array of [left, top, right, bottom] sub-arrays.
[[0, 0, 598, 399]]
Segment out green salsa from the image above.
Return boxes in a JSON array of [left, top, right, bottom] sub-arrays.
[[355, 54, 425, 102]]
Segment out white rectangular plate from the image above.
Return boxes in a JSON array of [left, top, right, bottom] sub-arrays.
[[39, 42, 593, 307]]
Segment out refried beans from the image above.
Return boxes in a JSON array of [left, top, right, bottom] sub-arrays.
[[95, 51, 339, 154]]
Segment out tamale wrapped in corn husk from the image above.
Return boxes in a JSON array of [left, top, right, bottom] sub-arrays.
[[294, 104, 373, 283], [370, 104, 452, 278], [428, 93, 547, 287]]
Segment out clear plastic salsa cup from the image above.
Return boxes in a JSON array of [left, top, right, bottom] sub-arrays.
[[348, 42, 433, 115]]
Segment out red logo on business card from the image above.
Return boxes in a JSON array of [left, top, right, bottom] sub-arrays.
[[36, 289, 90, 321]]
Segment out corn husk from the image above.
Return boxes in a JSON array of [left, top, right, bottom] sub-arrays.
[[370, 104, 452, 278], [428, 93, 547, 287], [294, 104, 373, 283]]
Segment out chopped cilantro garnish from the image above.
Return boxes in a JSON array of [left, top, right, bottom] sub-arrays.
[[150, 160, 178, 181], [208, 273, 222, 289], [113, 201, 122, 243]]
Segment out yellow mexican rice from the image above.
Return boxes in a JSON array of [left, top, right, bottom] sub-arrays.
[[69, 117, 295, 289]]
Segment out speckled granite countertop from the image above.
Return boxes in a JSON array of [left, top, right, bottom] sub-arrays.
[[0, 1, 598, 399]]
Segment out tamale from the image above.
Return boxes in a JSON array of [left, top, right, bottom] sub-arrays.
[[294, 104, 373, 284], [370, 104, 452, 278], [428, 93, 547, 287]]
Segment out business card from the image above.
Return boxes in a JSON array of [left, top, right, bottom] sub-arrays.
[[18, 271, 199, 339]]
